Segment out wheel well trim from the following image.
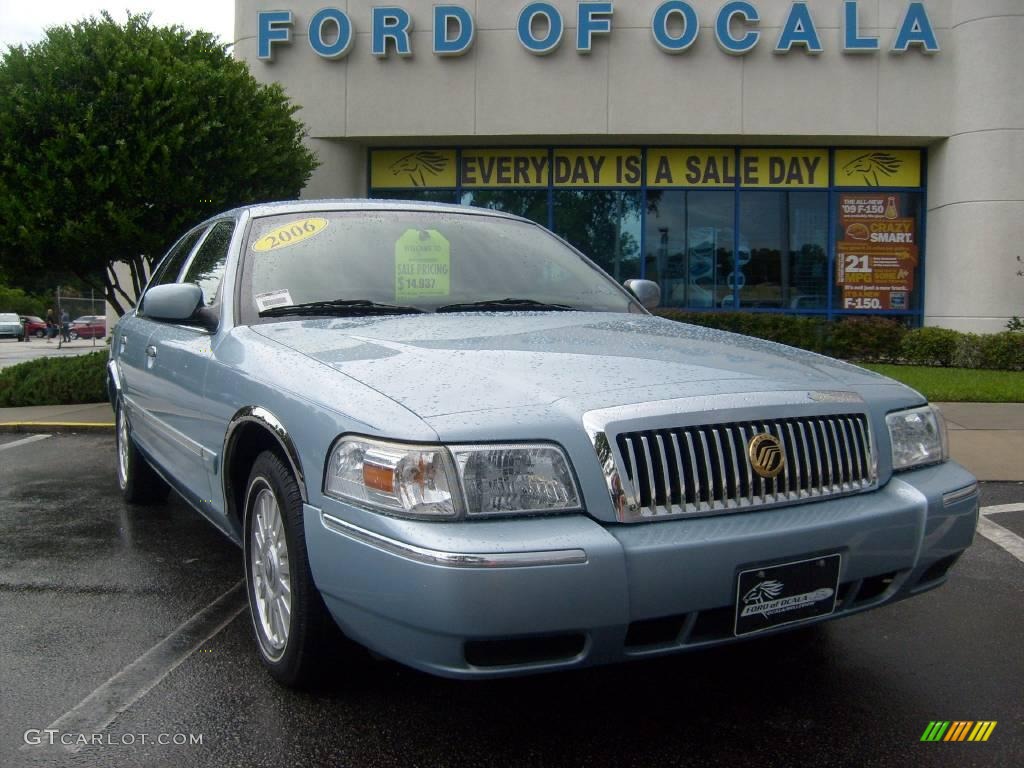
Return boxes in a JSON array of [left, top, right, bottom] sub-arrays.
[[223, 406, 308, 505]]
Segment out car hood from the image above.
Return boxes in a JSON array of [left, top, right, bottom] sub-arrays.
[[251, 312, 897, 418]]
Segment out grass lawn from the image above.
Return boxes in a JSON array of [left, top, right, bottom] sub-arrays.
[[859, 364, 1024, 403]]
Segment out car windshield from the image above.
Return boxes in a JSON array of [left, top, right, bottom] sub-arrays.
[[0, 313, 19, 322], [242, 209, 639, 318]]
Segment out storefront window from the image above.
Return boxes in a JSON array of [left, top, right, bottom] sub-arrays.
[[368, 147, 926, 323], [460, 190, 548, 225], [553, 190, 641, 282], [834, 191, 921, 312], [371, 190, 459, 204], [645, 191, 735, 309], [737, 192, 828, 310]]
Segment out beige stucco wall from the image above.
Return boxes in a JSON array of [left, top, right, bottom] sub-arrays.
[[234, 0, 1024, 331]]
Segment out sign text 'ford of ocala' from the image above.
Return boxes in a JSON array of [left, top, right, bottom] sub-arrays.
[[257, 1, 941, 61]]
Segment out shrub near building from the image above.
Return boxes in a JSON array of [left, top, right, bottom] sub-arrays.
[[656, 311, 1023, 371]]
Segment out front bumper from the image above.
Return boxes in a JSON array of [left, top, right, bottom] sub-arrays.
[[305, 461, 978, 679]]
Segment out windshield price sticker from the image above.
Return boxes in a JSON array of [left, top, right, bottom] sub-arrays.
[[254, 289, 294, 312], [395, 229, 450, 300], [253, 218, 329, 252]]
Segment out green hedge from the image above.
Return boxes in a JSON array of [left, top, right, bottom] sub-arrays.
[[654, 310, 1024, 370], [0, 351, 108, 407]]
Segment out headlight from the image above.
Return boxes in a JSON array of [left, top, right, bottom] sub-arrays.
[[886, 405, 948, 471], [451, 444, 580, 517], [324, 437, 581, 520]]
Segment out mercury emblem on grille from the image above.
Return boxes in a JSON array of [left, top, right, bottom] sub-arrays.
[[748, 433, 785, 479]]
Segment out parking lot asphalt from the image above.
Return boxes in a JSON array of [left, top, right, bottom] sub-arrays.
[[0, 338, 105, 370], [1, 434, 1021, 768]]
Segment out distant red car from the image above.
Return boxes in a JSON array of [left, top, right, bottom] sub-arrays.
[[20, 315, 47, 338], [69, 315, 106, 339]]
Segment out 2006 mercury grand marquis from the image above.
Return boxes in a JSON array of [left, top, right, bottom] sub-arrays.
[[109, 200, 979, 686]]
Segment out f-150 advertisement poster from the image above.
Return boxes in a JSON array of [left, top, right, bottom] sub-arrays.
[[836, 194, 917, 311]]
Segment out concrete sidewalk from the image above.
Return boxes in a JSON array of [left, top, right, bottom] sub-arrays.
[[0, 401, 1021, 481], [933, 403, 1024, 482]]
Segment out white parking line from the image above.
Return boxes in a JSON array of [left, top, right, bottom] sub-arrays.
[[22, 581, 247, 753], [0, 434, 51, 451], [979, 503, 1024, 516], [977, 506, 1024, 565]]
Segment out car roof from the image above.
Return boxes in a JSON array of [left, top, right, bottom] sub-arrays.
[[200, 199, 530, 226]]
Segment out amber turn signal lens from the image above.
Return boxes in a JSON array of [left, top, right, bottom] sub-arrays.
[[362, 462, 395, 493]]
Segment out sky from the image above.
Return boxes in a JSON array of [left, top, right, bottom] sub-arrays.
[[0, 1, 236, 49]]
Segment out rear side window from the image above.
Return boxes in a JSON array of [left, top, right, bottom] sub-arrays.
[[183, 221, 235, 306], [150, 228, 207, 288]]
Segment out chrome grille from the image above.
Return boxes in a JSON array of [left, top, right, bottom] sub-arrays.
[[613, 414, 876, 520]]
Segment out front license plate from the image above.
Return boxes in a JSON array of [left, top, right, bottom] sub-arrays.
[[734, 554, 841, 637]]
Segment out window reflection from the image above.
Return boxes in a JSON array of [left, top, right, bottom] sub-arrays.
[[372, 190, 459, 204], [553, 190, 641, 282], [645, 191, 735, 308], [738, 192, 828, 310], [460, 190, 548, 225]]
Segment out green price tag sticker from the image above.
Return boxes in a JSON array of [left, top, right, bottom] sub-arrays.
[[395, 229, 451, 300]]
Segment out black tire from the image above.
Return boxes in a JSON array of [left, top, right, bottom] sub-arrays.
[[34, 330, 44, 338], [69, 331, 79, 340], [116, 399, 170, 504], [243, 451, 333, 687]]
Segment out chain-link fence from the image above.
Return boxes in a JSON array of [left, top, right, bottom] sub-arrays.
[[46, 291, 108, 347]]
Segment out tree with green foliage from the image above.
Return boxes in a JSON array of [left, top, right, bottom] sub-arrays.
[[0, 13, 317, 315]]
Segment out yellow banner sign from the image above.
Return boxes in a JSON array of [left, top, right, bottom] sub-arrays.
[[371, 149, 457, 189], [553, 149, 641, 187], [740, 149, 828, 188], [647, 149, 736, 188], [370, 147, 923, 190], [460, 149, 548, 188], [646, 149, 827, 187], [835, 149, 921, 188]]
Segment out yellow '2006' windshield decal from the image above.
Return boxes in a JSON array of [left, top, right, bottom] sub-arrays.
[[252, 218, 329, 252]]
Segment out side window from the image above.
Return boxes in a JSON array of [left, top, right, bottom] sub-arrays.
[[149, 228, 207, 289], [182, 221, 235, 306]]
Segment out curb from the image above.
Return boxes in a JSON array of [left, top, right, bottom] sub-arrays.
[[0, 422, 114, 434]]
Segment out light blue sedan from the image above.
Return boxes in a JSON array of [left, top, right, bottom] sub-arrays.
[[109, 201, 979, 687]]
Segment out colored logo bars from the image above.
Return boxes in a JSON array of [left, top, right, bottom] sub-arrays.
[[920, 721, 997, 742]]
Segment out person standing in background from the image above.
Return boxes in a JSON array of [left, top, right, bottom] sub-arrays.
[[45, 308, 56, 343], [60, 309, 70, 343]]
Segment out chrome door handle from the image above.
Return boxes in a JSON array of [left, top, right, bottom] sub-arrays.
[[145, 345, 157, 358]]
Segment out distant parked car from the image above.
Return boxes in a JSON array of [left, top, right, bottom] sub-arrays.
[[0, 312, 25, 340], [69, 315, 106, 339], [20, 315, 46, 338]]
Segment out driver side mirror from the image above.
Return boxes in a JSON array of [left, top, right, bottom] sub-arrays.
[[624, 279, 661, 310], [142, 283, 218, 332]]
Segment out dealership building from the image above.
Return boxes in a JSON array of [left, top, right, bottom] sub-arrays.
[[233, 0, 1023, 331]]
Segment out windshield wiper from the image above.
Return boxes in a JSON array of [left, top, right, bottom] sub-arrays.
[[435, 298, 574, 313], [259, 300, 425, 318]]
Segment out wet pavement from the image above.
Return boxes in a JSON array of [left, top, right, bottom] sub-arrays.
[[0, 338, 104, 371], [1, 434, 1021, 768]]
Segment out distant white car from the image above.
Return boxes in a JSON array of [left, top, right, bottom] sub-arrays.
[[0, 312, 25, 340]]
